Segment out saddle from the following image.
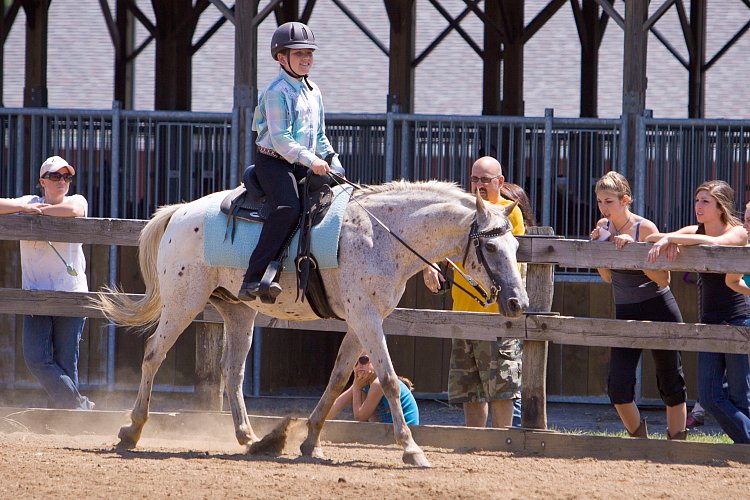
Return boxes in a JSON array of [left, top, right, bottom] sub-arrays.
[[220, 164, 344, 318]]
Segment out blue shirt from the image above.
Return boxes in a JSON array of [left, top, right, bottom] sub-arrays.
[[253, 69, 338, 168], [363, 379, 420, 425]]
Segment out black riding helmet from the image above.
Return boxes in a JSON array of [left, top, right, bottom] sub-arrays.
[[271, 21, 318, 59], [271, 22, 317, 88]]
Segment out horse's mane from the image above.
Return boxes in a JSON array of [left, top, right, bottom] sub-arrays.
[[355, 179, 472, 203]]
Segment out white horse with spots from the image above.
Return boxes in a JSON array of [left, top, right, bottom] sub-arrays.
[[95, 180, 529, 467]]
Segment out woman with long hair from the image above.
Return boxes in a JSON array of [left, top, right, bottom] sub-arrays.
[[647, 180, 750, 444]]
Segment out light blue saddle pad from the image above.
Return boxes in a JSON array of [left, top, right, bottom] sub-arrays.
[[203, 184, 353, 271]]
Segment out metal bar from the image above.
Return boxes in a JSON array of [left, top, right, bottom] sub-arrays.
[[385, 107, 395, 182], [542, 109, 553, 227], [107, 102, 122, 390], [634, 113, 646, 216], [15, 114, 23, 195], [230, 105, 239, 187]]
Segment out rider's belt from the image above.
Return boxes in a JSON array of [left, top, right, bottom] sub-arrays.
[[257, 146, 285, 161]]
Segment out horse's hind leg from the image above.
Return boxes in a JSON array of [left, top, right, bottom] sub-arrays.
[[300, 328, 361, 459], [209, 297, 259, 446], [117, 293, 210, 449]]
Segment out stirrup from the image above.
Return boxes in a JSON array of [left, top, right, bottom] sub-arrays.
[[258, 261, 283, 304]]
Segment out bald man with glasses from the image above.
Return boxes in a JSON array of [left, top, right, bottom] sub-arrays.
[[423, 156, 525, 428]]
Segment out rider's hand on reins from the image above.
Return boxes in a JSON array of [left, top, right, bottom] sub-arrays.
[[310, 158, 330, 176]]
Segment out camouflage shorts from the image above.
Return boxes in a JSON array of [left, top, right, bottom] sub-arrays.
[[448, 338, 522, 403]]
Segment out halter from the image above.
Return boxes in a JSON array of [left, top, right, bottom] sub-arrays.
[[454, 220, 506, 307], [327, 173, 503, 308]]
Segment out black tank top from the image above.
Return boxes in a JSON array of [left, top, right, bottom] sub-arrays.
[[696, 224, 750, 324]]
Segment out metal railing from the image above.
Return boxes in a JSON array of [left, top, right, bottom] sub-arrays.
[[636, 115, 750, 233], [0, 105, 234, 220], [3, 103, 750, 241]]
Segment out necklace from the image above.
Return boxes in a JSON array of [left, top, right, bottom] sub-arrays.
[[612, 217, 633, 235]]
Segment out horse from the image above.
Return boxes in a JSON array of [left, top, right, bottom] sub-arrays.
[[94, 180, 529, 467]]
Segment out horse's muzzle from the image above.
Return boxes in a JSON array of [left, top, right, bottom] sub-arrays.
[[501, 296, 528, 318]]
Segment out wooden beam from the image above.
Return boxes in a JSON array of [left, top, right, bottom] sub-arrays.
[[2, 289, 749, 355], [22, 0, 49, 107], [621, 0, 648, 178], [521, 226, 554, 430], [4, 407, 750, 464], [499, 0, 524, 116], [385, 0, 415, 113], [519, 236, 750, 274], [3, 215, 749, 275], [0, 214, 146, 246], [482, 0, 502, 115], [686, 0, 706, 118]]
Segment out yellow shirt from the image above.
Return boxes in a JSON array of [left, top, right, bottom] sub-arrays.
[[451, 198, 525, 313]]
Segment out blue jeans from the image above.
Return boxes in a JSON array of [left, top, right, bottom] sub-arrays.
[[697, 320, 750, 444], [22, 315, 93, 410]]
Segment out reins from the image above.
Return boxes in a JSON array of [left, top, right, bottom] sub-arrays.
[[328, 172, 500, 307]]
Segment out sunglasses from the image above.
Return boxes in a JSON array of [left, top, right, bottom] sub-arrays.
[[470, 175, 501, 184], [43, 172, 74, 183], [357, 355, 370, 366]]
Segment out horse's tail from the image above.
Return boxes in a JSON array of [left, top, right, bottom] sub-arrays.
[[93, 203, 184, 331]]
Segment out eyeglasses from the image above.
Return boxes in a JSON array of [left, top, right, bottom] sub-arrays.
[[43, 173, 74, 183], [357, 355, 370, 366], [470, 175, 501, 184]]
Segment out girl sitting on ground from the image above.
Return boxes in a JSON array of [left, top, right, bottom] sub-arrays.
[[327, 352, 419, 425]]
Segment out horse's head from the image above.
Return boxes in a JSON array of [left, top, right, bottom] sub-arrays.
[[461, 191, 530, 318]]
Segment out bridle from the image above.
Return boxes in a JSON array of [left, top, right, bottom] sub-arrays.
[[328, 172, 504, 308], [455, 220, 507, 306]]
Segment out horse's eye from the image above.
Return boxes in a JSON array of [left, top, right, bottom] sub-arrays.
[[485, 240, 498, 253]]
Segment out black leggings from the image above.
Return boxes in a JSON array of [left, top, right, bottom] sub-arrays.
[[607, 291, 687, 407], [243, 153, 308, 283]]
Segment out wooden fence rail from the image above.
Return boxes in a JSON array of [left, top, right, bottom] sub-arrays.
[[2, 214, 750, 428]]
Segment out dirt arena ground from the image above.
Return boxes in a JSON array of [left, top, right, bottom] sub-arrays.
[[1, 423, 749, 499]]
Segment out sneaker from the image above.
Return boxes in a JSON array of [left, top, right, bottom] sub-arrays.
[[685, 413, 704, 428], [238, 281, 282, 301]]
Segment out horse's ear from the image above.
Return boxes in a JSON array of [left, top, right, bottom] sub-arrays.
[[502, 200, 519, 218], [475, 190, 487, 217]]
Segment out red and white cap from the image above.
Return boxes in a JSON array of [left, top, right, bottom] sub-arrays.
[[40, 156, 76, 177]]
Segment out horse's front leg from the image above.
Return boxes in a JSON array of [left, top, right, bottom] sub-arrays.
[[300, 328, 361, 459], [211, 298, 260, 446], [356, 316, 431, 468]]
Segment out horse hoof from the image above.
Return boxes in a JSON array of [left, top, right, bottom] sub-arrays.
[[403, 451, 431, 468], [116, 437, 137, 450], [237, 431, 260, 447], [300, 442, 325, 459], [117, 426, 139, 450]]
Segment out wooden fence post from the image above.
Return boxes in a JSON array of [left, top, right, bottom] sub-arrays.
[[194, 322, 225, 411], [521, 226, 555, 429]]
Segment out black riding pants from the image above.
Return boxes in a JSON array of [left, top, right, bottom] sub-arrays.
[[243, 153, 308, 283], [607, 291, 687, 407]]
